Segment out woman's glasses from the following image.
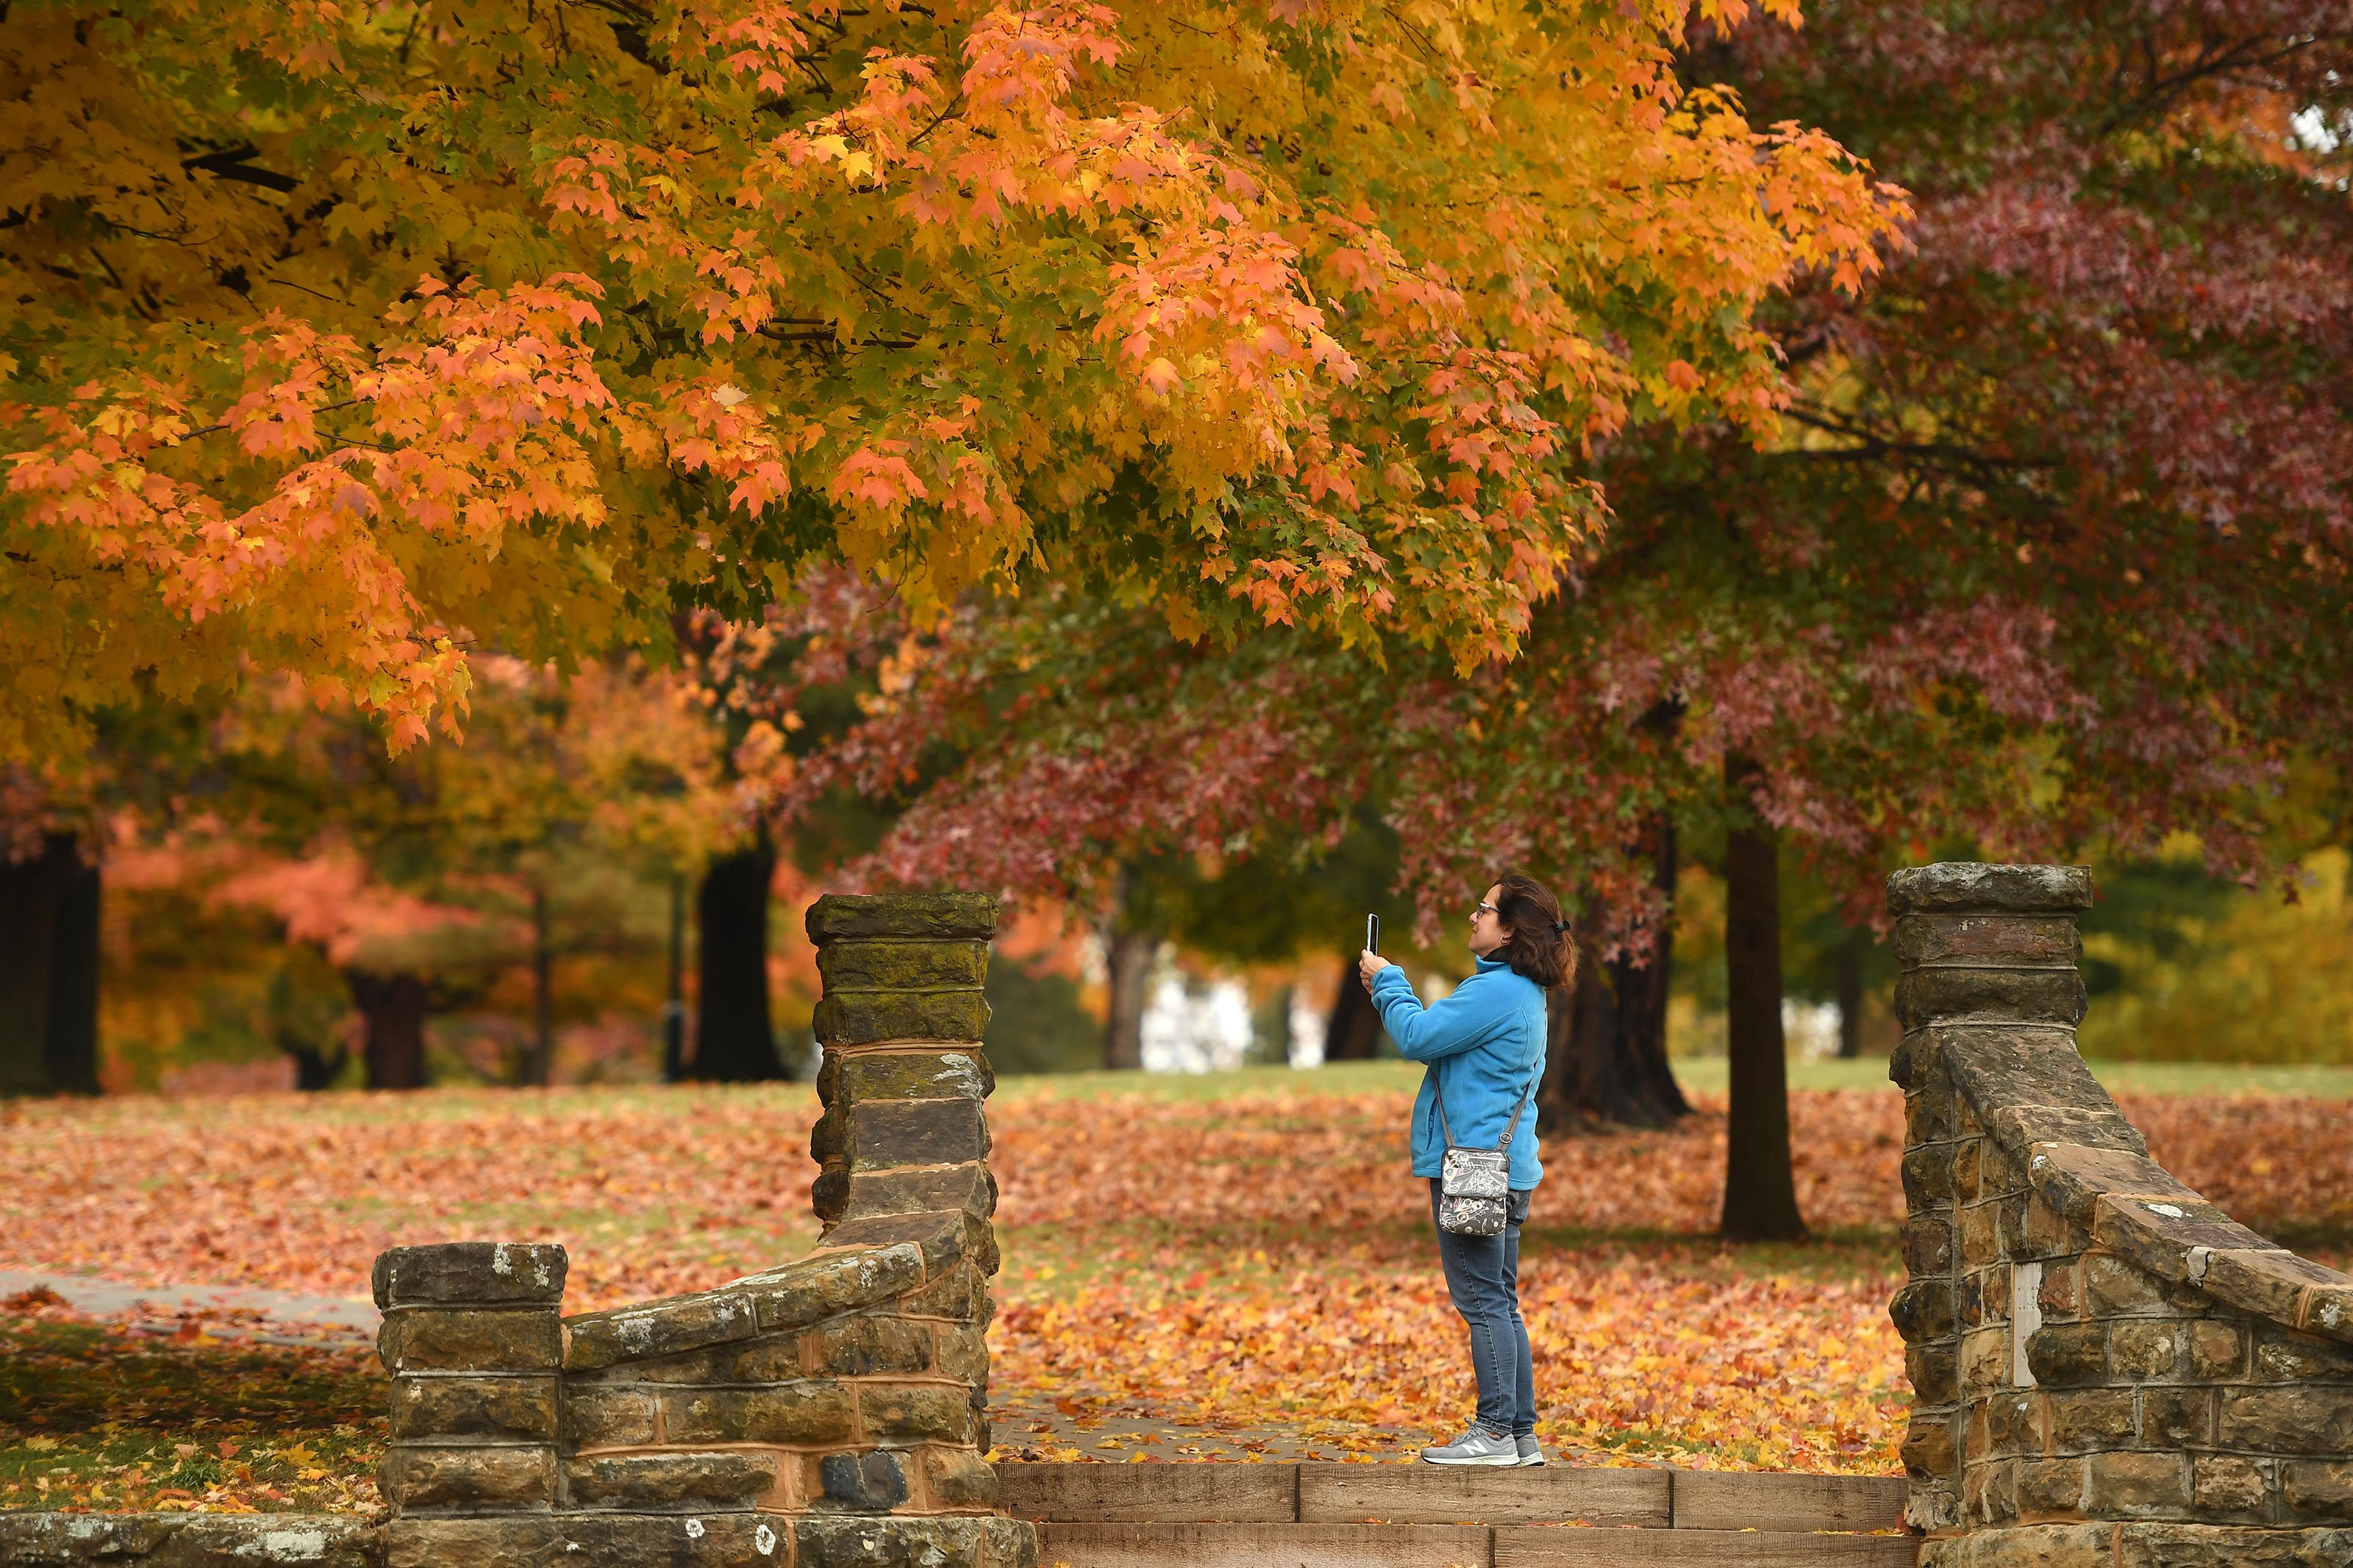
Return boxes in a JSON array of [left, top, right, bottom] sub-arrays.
[[1473, 901, 1499, 919]]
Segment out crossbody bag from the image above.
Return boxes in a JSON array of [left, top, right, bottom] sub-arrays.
[[1431, 1056, 1540, 1237]]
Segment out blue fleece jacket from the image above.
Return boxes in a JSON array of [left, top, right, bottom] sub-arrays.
[[1368, 955, 1545, 1189]]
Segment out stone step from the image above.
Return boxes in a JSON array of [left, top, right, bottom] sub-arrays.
[[997, 1460, 1910, 1533], [1035, 1522, 1920, 1567]]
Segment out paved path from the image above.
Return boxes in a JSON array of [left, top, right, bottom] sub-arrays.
[[0, 1268, 378, 1345]]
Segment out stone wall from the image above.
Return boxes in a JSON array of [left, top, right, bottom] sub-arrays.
[[1889, 862, 2353, 1567], [366, 891, 1034, 1568], [0, 892, 1036, 1568]]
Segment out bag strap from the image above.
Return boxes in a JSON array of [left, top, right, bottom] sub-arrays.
[[1493, 1059, 1540, 1153], [1431, 1051, 1544, 1154]]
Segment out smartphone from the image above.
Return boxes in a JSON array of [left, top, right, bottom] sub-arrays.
[[1365, 913, 1380, 955]]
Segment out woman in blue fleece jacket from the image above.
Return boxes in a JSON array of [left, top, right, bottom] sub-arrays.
[[1358, 871, 1570, 1467]]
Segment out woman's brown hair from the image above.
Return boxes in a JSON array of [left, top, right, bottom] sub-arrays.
[[1492, 871, 1576, 990]]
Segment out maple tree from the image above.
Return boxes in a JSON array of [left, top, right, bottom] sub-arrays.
[[4, 0, 1897, 772], [758, 0, 2353, 1242]]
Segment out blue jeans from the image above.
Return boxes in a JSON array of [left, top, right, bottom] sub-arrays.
[[1428, 1179, 1536, 1437]]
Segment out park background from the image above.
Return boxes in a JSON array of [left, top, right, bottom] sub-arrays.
[[4, 0, 2353, 1531]]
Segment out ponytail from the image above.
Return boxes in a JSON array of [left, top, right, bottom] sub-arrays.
[[1492, 871, 1575, 990]]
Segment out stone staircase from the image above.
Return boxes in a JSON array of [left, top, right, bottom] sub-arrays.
[[998, 1460, 1917, 1565]]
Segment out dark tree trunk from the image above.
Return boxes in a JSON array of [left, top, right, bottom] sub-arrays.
[[1100, 928, 1154, 1070], [519, 885, 554, 1088], [44, 839, 100, 1095], [1538, 817, 1689, 1132], [1836, 925, 1866, 1059], [348, 970, 431, 1090], [662, 873, 687, 1084], [1721, 754, 1806, 1241], [1322, 954, 1385, 1060], [694, 845, 782, 1081], [1096, 864, 1154, 1070], [284, 1038, 349, 1090], [0, 834, 102, 1096]]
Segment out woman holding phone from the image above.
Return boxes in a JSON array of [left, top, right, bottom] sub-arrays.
[[1358, 873, 1570, 1467]]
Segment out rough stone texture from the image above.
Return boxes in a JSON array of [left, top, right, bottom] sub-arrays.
[[813, 992, 993, 1048], [818, 939, 991, 991], [373, 1242, 567, 1309], [806, 892, 1000, 944], [378, 1306, 565, 1375], [378, 1444, 557, 1511], [0, 1514, 379, 1567], [346, 892, 1032, 1566], [1888, 862, 2353, 1566], [388, 1373, 559, 1442], [562, 1450, 780, 1511], [1886, 864, 2094, 917]]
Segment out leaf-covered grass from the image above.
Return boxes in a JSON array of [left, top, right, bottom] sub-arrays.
[[0, 1293, 383, 1514], [3, 1071, 2346, 1505]]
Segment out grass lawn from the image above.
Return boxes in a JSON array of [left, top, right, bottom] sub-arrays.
[[0, 1295, 382, 1513], [997, 1054, 2353, 1102]]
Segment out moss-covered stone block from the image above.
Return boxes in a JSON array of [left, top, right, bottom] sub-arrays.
[[815, 991, 991, 1045], [563, 1450, 779, 1511], [818, 939, 989, 990], [380, 1445, 557, 1511], [380, 1307, 563, 1375], [390, 1374, 560, 1443], [807, 893, 999, 943]]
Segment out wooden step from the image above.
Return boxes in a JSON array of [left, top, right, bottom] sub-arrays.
[[1001, 1462, 1297, 1523], [1494, 1528, 1916, 1565], [1671, 1469, 1907, 1533], [1299, 1464, 1668, 1526], [1040, 1522, 1490, 1568], [1036, 1522, 1919, 1567], [997, 1460, 1909, 1533]]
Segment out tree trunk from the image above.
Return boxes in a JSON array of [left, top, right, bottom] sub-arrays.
[[518, 884, 554, 1088], [1322, 954, 1385, 1060], [1538, 817, 1689, 1132], [0, 835, 102, 1096], [1836, 925, 1866, 1059], [348, 970, 431, 1090], [1100, 928, 1154, 1070], [283, 1038, 349, 1090], [694, 845, 782, 1081], [1096, 864, 1154, 1071], [662, 873, 687, 1084], [1721, 754, 1806, 1241]]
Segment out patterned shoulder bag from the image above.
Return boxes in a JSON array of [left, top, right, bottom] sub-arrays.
[[1432, 1058, 1540, 1236]]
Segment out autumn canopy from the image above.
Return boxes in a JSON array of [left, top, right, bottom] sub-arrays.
[[2, 0, 1901, 761]]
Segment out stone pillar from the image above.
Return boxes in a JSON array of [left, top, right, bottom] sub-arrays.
[[1887, 864, 2093, 1534], [807, 892, 1000, 1241], [374, 1242, 568, 1522], [805, 892, 1006, 1472]]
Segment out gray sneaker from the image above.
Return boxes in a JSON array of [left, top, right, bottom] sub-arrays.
[[1515, 1435, 1544, 1467], [1420, 1426, 1519, 1467]]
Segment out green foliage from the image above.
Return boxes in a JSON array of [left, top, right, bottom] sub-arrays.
[[2079, 846, 2353, 1064], [983, 962, 1101, 1078], [1125, 813, 1415, 970]]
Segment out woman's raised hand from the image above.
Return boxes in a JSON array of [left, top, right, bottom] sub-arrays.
[[1358, 949, 1394, 989]]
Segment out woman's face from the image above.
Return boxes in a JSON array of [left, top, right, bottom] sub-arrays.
[[1469, 882, 1509, 958]]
